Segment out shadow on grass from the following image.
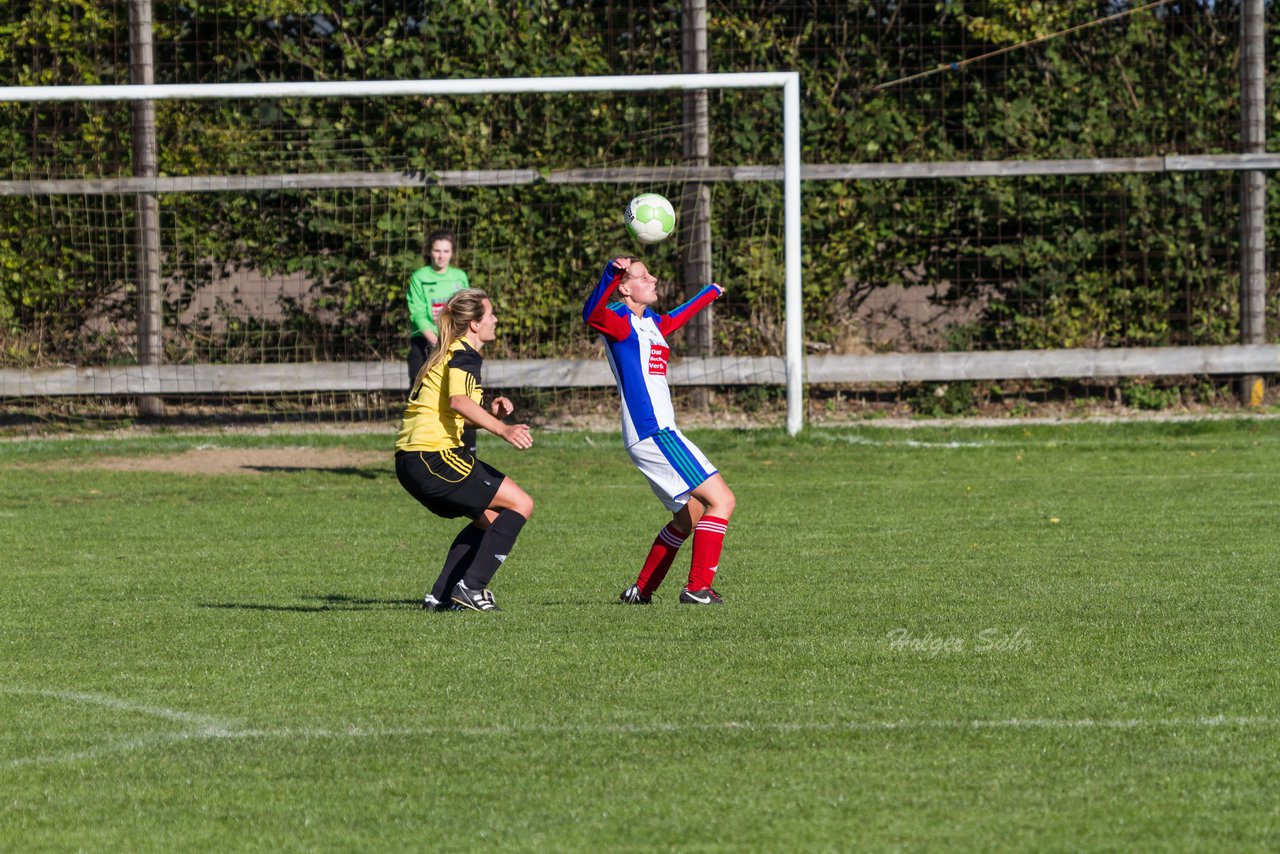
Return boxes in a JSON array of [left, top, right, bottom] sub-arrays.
[[243, 466, 387, 479], [199, 593, 420, 612]]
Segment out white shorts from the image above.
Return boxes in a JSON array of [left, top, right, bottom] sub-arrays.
[[627, 427, 718, 512]]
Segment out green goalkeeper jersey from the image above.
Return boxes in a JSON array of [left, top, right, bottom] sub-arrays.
[[407, 265, 469, 339]]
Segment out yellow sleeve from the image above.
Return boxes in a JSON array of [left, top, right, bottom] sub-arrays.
[[445, 363, 481, 405]]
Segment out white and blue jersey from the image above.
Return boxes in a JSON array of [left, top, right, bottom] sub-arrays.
[[583, 260, 723, 448], [583, 260, 724, 509]]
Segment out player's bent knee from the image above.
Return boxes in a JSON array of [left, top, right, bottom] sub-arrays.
[[516, 494, 534, 519], [721, 488, 737, 516], [694, 478, 735, 519], [710, 496, 736, 521], [495, 481, 534, 520], [513, 488, 534, 519]]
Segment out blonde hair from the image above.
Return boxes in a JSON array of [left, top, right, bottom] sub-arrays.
[[412, 288, 490, 390]]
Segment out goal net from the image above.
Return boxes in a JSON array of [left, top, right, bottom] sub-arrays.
[[0, 75, 802, 430]]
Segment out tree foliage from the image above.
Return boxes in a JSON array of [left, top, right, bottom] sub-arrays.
[[0, 1, 1275, 366]]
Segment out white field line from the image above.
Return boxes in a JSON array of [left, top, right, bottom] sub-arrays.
[[3, 687, 241, 733], [3, 688, 1277, 769], [199, 714, 1280, 741], [3, 732, 191, 768], [807, 431, 1280, 452], [809, 434, 989, 448], [1, 688, 243, 769]]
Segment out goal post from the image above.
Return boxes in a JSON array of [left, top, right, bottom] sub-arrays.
[[0, 73, 807, 435]]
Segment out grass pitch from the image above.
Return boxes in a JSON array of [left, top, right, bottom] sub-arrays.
[[2, 419, 1279, 851]]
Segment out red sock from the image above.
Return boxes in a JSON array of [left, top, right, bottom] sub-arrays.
[[636, 522, 687, 596], [687, 516, 728, 591]]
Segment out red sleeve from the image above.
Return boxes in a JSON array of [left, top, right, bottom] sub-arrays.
[[656, 284, 723, 337], [584, 263, 634, 342]]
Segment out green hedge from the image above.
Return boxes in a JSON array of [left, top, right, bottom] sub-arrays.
[[0, 2, 1275, 366]]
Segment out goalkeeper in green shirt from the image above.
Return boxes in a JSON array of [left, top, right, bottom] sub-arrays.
[[407, 228, 475, 451]]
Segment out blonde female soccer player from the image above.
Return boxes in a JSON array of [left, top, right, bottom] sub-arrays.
[[395, 288, 533, 612], [583, 256, 735, 605]]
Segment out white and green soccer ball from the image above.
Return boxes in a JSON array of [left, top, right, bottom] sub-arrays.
[[624, 193, 676, 244]]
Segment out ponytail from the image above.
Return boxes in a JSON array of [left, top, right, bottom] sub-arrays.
[[412, 288, 490, 391]]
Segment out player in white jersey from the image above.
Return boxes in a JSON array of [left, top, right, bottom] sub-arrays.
[[583, 256, 736, 605]]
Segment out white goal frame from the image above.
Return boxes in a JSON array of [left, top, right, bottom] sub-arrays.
[[0, 73, 807, 434]]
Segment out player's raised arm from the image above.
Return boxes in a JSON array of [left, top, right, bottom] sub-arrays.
[[583, 258, 634, 341], [657, 283, 724, 336]]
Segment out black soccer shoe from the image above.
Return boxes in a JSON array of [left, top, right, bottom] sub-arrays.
[[451, 582, 502, 612], [619, 585, 652, 605], [422, 593, 461, 612], [678, 587, 724, 605]]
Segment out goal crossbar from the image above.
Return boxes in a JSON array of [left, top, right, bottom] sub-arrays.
[[0, 73, 795, 102]]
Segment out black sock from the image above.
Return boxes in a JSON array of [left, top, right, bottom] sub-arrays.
[[462, 509, 527, 589], [431, 523, 485, 601]]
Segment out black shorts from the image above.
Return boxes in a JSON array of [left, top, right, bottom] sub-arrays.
[[395, 448, 505, 519]]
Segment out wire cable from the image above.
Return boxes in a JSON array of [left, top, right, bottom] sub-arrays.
[[874, 0, 1177, 91]]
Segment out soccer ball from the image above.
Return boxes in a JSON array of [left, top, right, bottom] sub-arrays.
[[624, 193, 677, 244]]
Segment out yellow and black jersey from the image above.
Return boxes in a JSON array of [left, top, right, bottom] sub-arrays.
[[395, 338, 483, 453]]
